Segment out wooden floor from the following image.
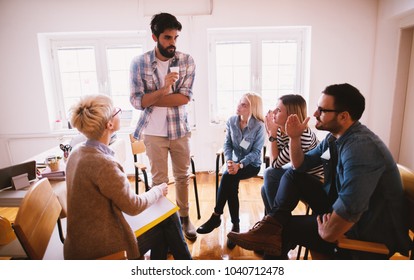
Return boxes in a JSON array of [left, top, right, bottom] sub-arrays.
[[0, 171, 308, 260], [166, 171, 308, 260]]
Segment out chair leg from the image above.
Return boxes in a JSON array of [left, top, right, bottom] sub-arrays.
[[142, 170, 150, 192], [134, 167, 139, 194], [57, 219, 65, 244], [215, 155, 220, 200], [191, 158, 201, 220]]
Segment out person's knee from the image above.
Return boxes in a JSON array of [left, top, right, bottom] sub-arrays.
[[263, 166, 273, 178]]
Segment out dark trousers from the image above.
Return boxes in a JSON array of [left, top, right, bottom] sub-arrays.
[[270, 169, 388, 259], [268, 168, 335, 256], [137, 212, 192, 260], [215, 164, 260, 224]]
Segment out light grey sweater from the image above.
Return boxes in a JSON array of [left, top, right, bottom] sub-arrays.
[[63, 144, 163, 260]]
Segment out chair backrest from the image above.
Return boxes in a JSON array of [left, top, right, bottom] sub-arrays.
[[129, 134, 146, 156], [398, 164, 414, 233], [12, 178, 62, 260]]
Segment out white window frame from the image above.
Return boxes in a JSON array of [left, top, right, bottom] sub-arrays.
[[207, 26, 310, 124], [39, 31, 147, 130]]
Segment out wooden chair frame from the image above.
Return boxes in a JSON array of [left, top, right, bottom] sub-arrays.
[[12, 178, 127, 260], [12, 178, 62, 259], [336, 164, 414, 259]]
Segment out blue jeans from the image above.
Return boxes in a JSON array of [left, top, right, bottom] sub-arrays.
[[268, 168, 334, 256], [137, 212, 192, 259], [214, 164, 260, 224], [266, 168, 390, 259], [261, 167, 287, 214]]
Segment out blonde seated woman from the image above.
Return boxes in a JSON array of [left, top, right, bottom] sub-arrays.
[[64, 94, 191, 260], [196, 92, 265, 249]]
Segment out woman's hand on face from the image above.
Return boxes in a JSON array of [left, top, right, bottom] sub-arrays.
[[265, 110, 278, 136]]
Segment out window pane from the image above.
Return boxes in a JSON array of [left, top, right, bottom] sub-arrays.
[[261, 40, 298, 109], [216, 90, 234, 122], [107, 46, 142, 104], [57, 47, 98, 116], [233, 66, 250, 90], [215, 42, 251, 121]]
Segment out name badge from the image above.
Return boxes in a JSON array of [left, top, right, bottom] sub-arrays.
[[240, 138, 250, 150], [321, 148, 331, 160]]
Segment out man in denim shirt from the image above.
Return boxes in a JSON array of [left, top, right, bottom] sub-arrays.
[[130, 13, 197, 240], [228, 83, 411, 259]]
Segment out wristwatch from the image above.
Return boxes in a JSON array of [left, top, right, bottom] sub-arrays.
[[269, 136, 277, 142], [239, 163, 244, 169]]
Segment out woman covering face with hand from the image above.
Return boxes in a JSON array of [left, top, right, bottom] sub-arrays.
[[261, 94, 323, 214]]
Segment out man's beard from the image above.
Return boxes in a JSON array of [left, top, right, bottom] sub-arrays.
[[158, 42, 176, 58]]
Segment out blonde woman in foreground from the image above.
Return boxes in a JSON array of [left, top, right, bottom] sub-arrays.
[[64, 94, 191, 260]]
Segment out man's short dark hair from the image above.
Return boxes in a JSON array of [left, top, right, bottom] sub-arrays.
[[150, 13, 182, 38], [322, 83, 365, 121]]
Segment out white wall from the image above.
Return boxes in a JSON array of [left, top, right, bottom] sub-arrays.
[[369, 0, 414, 161], [0, 0, 412, 172]]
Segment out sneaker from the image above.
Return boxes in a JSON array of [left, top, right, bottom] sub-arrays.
[[227, 215, 282, 256]]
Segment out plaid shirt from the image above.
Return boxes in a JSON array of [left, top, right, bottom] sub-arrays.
[[130, 49, 196, 140]]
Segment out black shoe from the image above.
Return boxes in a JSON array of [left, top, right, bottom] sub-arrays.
[[196, 214, 221, 234], [227, 223, 239, 249]]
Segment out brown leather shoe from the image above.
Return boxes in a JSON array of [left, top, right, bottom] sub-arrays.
[[180, 216, 197, 241], [227, 215, 282, 256]]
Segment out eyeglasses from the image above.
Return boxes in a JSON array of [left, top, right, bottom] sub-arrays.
[[317, 106, 341, 115], [112, 107, 122, 118]]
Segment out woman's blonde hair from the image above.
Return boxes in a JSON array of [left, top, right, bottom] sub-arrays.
[[279, 94, 307, 123], [243, 92, 264, 122], [70, 94, 114, 140]]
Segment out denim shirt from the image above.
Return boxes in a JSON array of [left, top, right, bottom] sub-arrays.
[[223, 115, 265, 168], [297, 122, 411, 255]]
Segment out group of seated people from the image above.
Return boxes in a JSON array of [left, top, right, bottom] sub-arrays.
[[63, 83, 411, 260]]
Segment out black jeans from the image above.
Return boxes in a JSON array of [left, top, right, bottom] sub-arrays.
[[137, 213, 192, 260], [215, 164, 260, 224]]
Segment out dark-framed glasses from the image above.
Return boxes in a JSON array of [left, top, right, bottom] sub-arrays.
[[317, 106, 341, 115], [112, 107, 122, 118]]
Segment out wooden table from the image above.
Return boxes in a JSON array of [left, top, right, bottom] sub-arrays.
[[0, 145, 67, 259]]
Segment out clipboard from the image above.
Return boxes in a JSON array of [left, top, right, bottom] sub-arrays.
[[124, 196, 179, 237]]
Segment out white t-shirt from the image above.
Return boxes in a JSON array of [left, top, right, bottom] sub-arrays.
[[143, 58, 170, 137]]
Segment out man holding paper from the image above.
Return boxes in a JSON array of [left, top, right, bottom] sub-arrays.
[[130, 12, 197, 241], [64, 94, 191, 260]]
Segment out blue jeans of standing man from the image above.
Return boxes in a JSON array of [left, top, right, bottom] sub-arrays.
[[214, 164, 260, 224]]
